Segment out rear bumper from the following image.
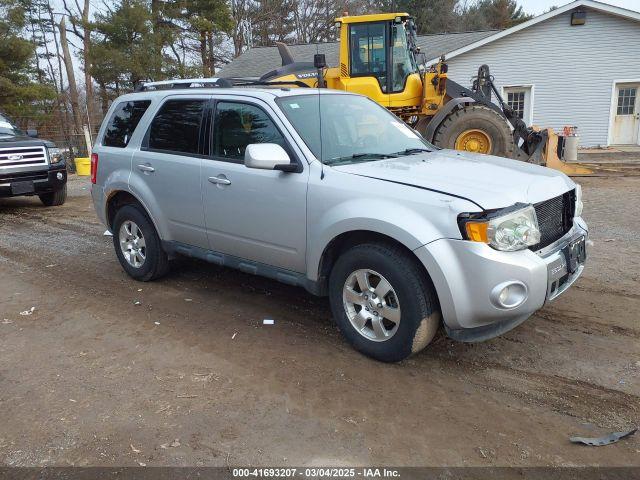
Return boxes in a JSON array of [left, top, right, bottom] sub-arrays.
[[414, 217, 588, 341], [0, 165, 67, 198], [91, 184, 108, 227]]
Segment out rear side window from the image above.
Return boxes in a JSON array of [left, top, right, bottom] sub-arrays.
[[103, 100, 151, 147], [147, 99, 206, 155], [213, 102, 285, 161]]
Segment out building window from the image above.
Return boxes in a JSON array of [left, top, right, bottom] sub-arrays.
[[617, 88, 637, 115], [507, 91, 526, 120]]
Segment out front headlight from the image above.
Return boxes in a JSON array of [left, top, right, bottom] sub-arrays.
[[460, 205, 541, 252], [47, 147, 63, 164], [574, 184, 583, 217]]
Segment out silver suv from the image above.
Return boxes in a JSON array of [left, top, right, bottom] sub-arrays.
[[91, 81, 588, 362]]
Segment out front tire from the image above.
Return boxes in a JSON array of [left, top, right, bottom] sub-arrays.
[[112, 204, 169, 281], [39, 185, 67, 206], [329, 243, 440, 362]]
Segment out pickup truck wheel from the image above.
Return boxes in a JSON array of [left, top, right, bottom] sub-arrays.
[[329, 243, 441, 362], [112, 205, 169, 281], [39, 185, 67, 206]]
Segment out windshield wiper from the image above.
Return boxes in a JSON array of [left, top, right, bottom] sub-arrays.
[[326, 152, 398, 165], [394, 148, 432, 156]]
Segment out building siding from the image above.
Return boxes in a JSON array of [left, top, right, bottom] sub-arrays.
[[445, 7, 640, 146]]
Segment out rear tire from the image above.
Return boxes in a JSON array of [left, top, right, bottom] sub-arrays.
[[112, 204, 169, 281], [328, 242, 440, 362], [433, 104, 518, 159], [39, 185, 67, 206]]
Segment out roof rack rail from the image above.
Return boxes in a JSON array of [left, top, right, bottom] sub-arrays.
[[135, 78, 232, 91], [135, 77, 310, 92]]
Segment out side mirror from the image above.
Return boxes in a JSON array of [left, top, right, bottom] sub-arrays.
[[244, 143, 296, 172], [26, 129, 38, 138]]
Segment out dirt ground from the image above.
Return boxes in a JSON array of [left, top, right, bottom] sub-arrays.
[[0, 175, 638, 468]]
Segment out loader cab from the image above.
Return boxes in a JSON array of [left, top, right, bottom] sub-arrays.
[[336, 13, 422, 106]]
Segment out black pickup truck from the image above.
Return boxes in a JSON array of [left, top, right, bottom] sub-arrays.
[[0, 112, 67, 206]]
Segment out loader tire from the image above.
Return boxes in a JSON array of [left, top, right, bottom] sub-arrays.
[[433, 104, 518, 159]]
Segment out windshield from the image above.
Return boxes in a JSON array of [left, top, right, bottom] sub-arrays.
[[276, 94, 433, 165], [0, 114, 22, 137]]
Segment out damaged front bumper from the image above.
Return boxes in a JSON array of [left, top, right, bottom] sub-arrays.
[[414, 217, 588, 342]]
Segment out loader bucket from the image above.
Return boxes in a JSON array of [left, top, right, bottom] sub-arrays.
[[542, 129, 594, 176]]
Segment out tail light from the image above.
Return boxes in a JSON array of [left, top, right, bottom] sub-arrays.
[[90, 153, 98, 184]]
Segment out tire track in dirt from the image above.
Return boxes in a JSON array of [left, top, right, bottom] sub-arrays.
[[534, 310, 640, 339], [437, 356, 639, 428]]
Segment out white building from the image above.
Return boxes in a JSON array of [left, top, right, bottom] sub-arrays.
[[433, 0, 640, 147]]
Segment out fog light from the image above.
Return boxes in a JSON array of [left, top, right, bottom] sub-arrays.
[[490, 281, 528, 309], [56, 172, 63, 180]]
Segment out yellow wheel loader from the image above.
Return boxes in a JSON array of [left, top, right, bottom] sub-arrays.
[[254, 13, 591, 174]]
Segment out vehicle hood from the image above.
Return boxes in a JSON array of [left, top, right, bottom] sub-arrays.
[[331, 149, 575, 210], [0, 134, 54, 147]]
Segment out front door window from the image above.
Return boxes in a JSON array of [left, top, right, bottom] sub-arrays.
[[213, 101, 286, 162], [617, 87, 637, 115]]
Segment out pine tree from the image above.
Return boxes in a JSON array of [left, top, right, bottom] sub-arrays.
[[0, 0, 55, 119]]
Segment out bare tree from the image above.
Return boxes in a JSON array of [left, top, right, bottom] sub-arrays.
[[61, 0, 95, 123], [230, 0, 254, 56], [58, 17, 83, 137], [38, 1, 72, 148]]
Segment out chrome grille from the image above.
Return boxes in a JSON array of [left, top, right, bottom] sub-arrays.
[[0, 146, 48, 170], [531, 190, 575, 251]]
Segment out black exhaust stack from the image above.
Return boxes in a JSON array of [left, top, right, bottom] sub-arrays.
[[314, 54, 326, 88]]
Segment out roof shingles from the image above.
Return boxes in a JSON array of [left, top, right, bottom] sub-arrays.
[[219, 30, 497, 78]]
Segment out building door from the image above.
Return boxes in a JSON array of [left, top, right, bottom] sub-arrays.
[[611, 84, 640, 145], [503, 86, 533, 126]]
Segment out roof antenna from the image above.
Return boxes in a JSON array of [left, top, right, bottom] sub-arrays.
[[314, 45, 326, 179]]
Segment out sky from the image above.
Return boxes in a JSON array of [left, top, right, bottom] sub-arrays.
[[520, 0, 640, 15]]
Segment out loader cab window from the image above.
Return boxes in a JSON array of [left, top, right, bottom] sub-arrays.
[[390, 23, 417, 92], [349, 23, 387, 92]]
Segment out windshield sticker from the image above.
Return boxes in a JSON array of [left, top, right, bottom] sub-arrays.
[[391, 121, 419, 139], [289, 103, 300, 109]]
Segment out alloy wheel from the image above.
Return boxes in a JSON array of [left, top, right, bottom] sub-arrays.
[[342, 269, 401, 342], [119, 220, 146, 268]]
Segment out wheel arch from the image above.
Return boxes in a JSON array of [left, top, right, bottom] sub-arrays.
[[106, 189, 166, 241], [313, 230, 438, 301]]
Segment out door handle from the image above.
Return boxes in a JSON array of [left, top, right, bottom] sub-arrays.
[[137, 164, 155, 173], [208, 176, 231, 186]]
